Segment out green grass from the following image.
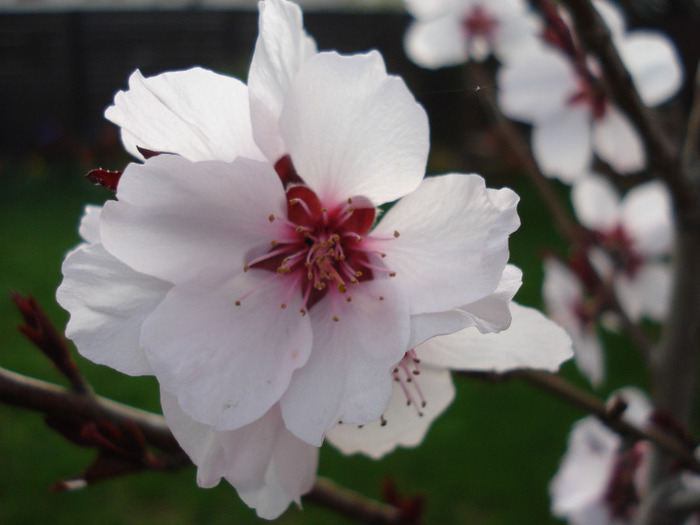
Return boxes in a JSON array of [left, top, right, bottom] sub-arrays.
[[0, 153, 642, 524]]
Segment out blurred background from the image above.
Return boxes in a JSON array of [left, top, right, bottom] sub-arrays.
[[0, 0, 688, 523]]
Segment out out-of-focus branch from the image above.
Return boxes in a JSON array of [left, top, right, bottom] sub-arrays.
[[458, 370, 700, 474], [466, 63, 655, 357], [558, 0, 698, 211], [0, 365, 417, 524]]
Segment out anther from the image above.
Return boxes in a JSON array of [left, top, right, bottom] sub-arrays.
[[389, 271, 396, 277], [281, 303, 287, 309], [271, 240, 278, 247], [300, 308, 307, 316], [244, 264, 250, 272], [235, 300, 241, 306], [345, 296, 352, 302], [333, 316, 339, 322], [393, 231, 400, 238], [380, 415, 387, 427], [338, 284, 347, 293], [268, 214, 275, 222]]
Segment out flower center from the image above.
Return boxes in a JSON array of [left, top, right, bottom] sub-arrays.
[[235, 157, 398, 318], [568, 75, 608, 120], [597, 225, 643, 278], [462, 5, 499, 40]]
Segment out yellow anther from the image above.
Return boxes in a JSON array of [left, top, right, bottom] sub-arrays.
[[268, 214, 275, 222]]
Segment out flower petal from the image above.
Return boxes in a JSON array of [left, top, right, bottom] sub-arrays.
[[550, 417, 619, 517], [105, 68, 262, 162], [571, 174, 620, 232], [592, 105, 645, 174], [374, 173, 519, 315], [497, 47, 578, 124], [101, 154, 287, 285], [615, 263, 672, 322], [279, 51, 429, 206], [458, 264, 522, 333], [621, 32, 683, 107], [161, 394, 318, 520], [281, 279, 410, 446], [57, 241, 170, 376], [542, 258, 604, 385], [404, 17, 469, 69], [532, 105, 592, 182], [326, 366, 455, 459], [78, 205, 102, 244], [248, 0, 318, 162], [620, 180, 673, 257], [417, 302, 572, 372], [142, 270, 312, 432]]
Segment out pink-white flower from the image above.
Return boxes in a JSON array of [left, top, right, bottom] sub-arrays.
[[327, 284, 574, 459], [572, 174, 673, 322], [542, 256, 604, 386], [404, 0, 541, 68], [551, 388, 700, 525], [497, 0, 683, 182], [550, 388, 652, 525], [57, 0, 531, 516]]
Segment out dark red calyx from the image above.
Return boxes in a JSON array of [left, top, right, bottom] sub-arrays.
[[275, 155, 303, 187], [463, 5, 498, 38], [86, 168, 123, 191]]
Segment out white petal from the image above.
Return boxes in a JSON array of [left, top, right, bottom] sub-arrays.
[[78, 205, 102, 244], [615, 263, 672, 322], [418, 302, 572, 372], [458, 264, 522, 333], [105, 68, 262, 162], [409, 309, 476, 349], [279, 51, 429, 206], [326, 366, 455, 459], [571, 174, 621, 232], [248, 0, 317, 162], [620, 180, 673, 257], [592, 106, 645, 174], [532, 106, 592, 182], [550, 416, 619, 517], [281, 279, 410, 446], [101, 154, 286, 285], [57, 242, 170, 376], [142, 270, 313, 432], [621, 32, 683, 107], [161, 394, 318, 520], [542, 258, 605, 385], [403, 0, 460, 20], [493, 10, 542, 64], [404, 17, 469, 69], [497, 47, 578, 124], [374, 173, 519, 315]]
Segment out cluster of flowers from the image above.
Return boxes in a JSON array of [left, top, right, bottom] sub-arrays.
[[404, 0, 683, 523], [57, 0, 574, 518]]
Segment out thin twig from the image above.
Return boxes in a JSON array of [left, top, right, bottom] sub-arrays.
[[0, 365, 411, 524], [557, 0, 697, 211], [466, 63, 656, 357], [458, 370, 700, 473]]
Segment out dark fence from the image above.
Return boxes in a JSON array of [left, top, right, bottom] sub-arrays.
[[0, 10, 470, 156]]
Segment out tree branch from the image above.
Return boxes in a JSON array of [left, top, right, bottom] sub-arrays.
[[557, 0, 698, 211], [0, 365, 415, 524]]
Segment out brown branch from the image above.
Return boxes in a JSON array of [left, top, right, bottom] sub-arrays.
[[306, 478, 421, 525], [557, 0, 697, 211], [458, 370, 700, 474], [0, 365, 412, 524], [466, 63, 656, 357]]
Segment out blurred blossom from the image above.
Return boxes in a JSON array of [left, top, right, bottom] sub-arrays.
[[543, 256, 604, 386], [550, 388, 652, 525], [551, 388, 700, 525], [403, 0, 541, 68], [55, 0, 570, 517], [497, 0, 683, 183], [572, 174, 673, 323]]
